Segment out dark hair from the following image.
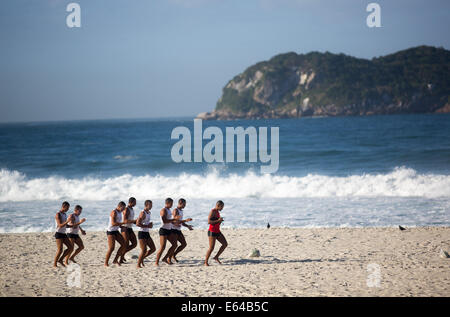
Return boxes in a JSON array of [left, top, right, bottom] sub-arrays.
[[74, 205, 82, 211], [145, 200, 152, 206], [165, 198, 173, 204], [118, 201, 126, 208], [129, 197, 136, 204], [62, 201, 70, 208], [216, 200, 224, 207], [178, 198, 186, 205]]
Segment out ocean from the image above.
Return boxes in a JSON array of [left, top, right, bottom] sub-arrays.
[[0, 113, 449, 232]]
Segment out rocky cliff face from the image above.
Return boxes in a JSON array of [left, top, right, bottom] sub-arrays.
[[197, 46, 450, 120]]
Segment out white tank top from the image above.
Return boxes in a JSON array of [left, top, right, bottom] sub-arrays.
[[138, 210, 151, 232], [67, 213, 80, 234], [172, 208, 183, 231], [123, 207, 134, 228], [55, 212, 68, 234], [160, 207, 173, 230], [107, 209, 122, 232]]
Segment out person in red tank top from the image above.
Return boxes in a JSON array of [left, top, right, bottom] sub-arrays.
[[204, 200, 228, 266]]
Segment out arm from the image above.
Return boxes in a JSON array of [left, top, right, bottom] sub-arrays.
[[172, 209, 180, 226], [172, 209, 188, 226], [123, 208, 136, 224], [182, 221, 193, 230], [136, 211, 153, 228], [65, 214, 74, 228], [207, 210, 222, 225], [110, 210, 123, 227], [73, 215, 86, 227], [160, 208, 171, 224], [55, 212, 71, 228], [161, 208, 179, 224], [123, 208, 129, 224]]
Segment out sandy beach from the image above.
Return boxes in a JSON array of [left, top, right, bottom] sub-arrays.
[[0, 227, 449, 297]]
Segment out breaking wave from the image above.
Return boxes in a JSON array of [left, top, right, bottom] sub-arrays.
[[1, 167, 449, 202]]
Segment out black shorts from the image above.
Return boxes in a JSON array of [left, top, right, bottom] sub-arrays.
[[159, 228, 172, 236], [54, 232, 67, 239], [208, 231, 221, 237], [138, 231, 150, 240], [106, 231, 120, 236], [67, 233, 79, 239], [121, 227, 134, 234], [172, 229, 183, 236]]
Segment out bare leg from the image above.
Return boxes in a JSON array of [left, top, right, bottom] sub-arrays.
[[105, 235, 116, 267], [128, 231, 137, 253], [155, 235, 167, 266], [145, 238, 156, 259], [61, 238, 73, 266], [119, 230, 130, 263], [172, 233, 187, 263], [137, 239, 147, 268], [69, 237, 84, 263], [162, 233, 177, 264], [204, 236, 216, 266], [113, 233, 126, 265], [54, 238, 64, 267], [213, 233, 228, 264]]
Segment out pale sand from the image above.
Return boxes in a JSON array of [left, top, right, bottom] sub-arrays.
[[0, 227, 449, 297]]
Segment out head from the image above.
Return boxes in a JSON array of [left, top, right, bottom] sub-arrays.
[[61, 201, 70, 212], [74, 205, 83, 215], [128, 197, 136, 207], [117, 201, 126, 211], [216, 200, 224, 211], [178, 198, 186, 209], [144, 200, 152, 211], [165, 198, 173, 208]]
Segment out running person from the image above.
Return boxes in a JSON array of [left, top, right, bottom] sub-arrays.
[[136, 200, 156, 268], [119, 197, 137, 264], [104, 201, 127, 267], [155, 198, 180, 266], [53, 201, 77, 267], [170, 198, 193, 263], [204, 200, 227, 266], [66, 205, 86, 265]]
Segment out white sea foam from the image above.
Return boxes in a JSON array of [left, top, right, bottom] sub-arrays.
[[113, 155, 137, 161], [0, 167, 449, 202]]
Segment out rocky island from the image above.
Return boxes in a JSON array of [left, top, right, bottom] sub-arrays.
[[197, 46, 450, 120]]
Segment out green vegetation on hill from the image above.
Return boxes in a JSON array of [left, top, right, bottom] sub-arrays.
[[201, 46, 450, 120]]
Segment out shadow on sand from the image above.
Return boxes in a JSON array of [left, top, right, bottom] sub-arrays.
[[162, 256, 347, 267], [223, 257, 347, 266]]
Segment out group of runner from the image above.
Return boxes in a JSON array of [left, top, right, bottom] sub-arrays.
[[53, 198, 227, 268]]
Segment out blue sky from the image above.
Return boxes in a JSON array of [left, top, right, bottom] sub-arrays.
[[0, 0, 449, 122]]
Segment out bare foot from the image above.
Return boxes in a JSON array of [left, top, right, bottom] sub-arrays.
[[162, 258, 172, 265], [69, 258, 77, 264], [58, 260, 66, 267], [213, 257, 222, 265], [154, 262, 159, 267], [172, 255, 179, 263], [113, 260, 121, 266], [104, 263, 109, 267], [204, 262, 209, 266]]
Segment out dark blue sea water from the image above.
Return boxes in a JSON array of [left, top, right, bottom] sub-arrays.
[[0, 113, 449, 231]]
